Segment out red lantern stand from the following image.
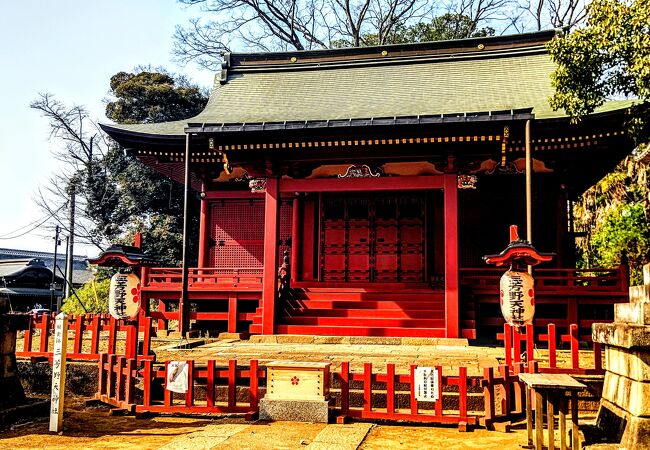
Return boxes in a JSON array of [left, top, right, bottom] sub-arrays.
[[483, 225, 554, 362]]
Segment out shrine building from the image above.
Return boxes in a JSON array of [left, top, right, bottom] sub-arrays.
[[101, 30, 634, 340]]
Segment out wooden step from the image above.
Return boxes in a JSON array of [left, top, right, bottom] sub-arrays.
[[284, 300, 445, 310], [276, 324, 446, 337], [282, 316, 446, 328], [294, 291, 443, 301], [282, 308, 444, 319]]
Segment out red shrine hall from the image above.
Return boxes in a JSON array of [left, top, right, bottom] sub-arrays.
[[101, 30, 634, 340]]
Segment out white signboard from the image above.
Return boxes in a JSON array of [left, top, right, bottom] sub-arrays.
[[49, 313, 68, 432], [500, 270, 535, 326], [108, 273, 141, 320], [166, 361, 189, 394], [414, 367, 439, 402]]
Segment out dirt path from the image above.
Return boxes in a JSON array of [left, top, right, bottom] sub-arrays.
[[0, 397, 530, 450]]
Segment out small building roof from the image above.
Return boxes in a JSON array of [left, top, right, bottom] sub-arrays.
[[101, 30, 633, 142], [0, 248, 93, 286]]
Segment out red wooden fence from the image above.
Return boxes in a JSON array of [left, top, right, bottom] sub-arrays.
[[17, 313, 154, 362], [335, 362, 476, 428], [97, 356, 264, 418], [497, 323, 603, 375]]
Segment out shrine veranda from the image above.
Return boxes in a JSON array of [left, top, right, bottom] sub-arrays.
[[99, 30, 634, 341]]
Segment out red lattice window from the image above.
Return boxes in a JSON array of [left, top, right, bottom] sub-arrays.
[[210, 200, 264, 269]]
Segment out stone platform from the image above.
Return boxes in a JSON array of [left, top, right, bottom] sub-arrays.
[[155, 335, 499, 377], [591, 263, 650, 449]]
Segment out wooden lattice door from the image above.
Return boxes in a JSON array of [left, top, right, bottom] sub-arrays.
[[320, 194, 425, 282], [209, 199, 293, 269], [210, 200, 265, 269]]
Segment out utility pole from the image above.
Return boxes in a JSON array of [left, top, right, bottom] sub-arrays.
[[64, 182, 76, 299], [50, 225, 61, 312]]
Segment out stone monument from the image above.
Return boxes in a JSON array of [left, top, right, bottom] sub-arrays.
[[0, 297, 49, 427], [592, 263, 650, 449]]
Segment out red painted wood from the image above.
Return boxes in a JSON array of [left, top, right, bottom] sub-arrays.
[[513, 326, 522, 364], [126, 358, 136, 404], [291, 197, 301, 284], [164, 361, 172, 407], [143, 359, 152, 407], [90, 315, 100, 355], [386, 363, 395, 414], [434, 365, 443, 417], [569, 324, 579, 369], [363, 363, 372, 412], [107, 354, 117, 399], [207, 360, 215, 407], [205, 191, 263, 200], [280, 176, 444, 193], [108, 317, 117, 355], [340, 362, 350, 414], [483, 367, 495, 422], [228, 360, 237, 408], [444, 173, 459, 338], [39, 313, 50, 353], [198, 182, 209, 268], [249, 360, 259, 409], [262, 178, 280, 334], [459, 366, 468, 418], [116, 356, 126, 402], [275, 325, 446, 337], [548, 324, 557, 368], [410, 364, 418, 415], [526, 324, 534, 363], [23, 316, 33, 352], [228, 295, 238, 333], [98, 353, 107, 397], [301, 198, 315, 281], [594, 342, 602, 372], [504, 324, 512, 366], [73, 316, 83, 354], [186, 360, 195, 407]]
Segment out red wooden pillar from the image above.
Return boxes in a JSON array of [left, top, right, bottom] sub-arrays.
[[197, 182, 210, 268], [262, 178, 280, 334], [290, 196, 302, 284], [444, 173, 459, 338]]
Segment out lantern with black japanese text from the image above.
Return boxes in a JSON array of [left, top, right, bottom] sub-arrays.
[[484, 225, 554, 327]]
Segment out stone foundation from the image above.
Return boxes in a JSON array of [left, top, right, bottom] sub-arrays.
[[591, 263, 650, 449], [259, 397, 330, 423]]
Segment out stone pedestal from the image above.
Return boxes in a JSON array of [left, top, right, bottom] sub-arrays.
[[0, 298, 49, 428], [259, 361, 331, 423], [592, 264, 650, 449]]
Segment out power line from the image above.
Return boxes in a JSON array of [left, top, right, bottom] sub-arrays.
[[0, 206, 63, 241], [0, 214, 50, 238]]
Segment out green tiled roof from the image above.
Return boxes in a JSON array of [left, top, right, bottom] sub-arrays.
[[101, 32, 633, 138]]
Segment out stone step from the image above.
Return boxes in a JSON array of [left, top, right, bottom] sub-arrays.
[[629, 285, 650, 304], [615, 302, 650, 325]]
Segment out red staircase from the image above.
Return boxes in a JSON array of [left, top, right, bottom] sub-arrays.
[[249, 284, 446, 337]]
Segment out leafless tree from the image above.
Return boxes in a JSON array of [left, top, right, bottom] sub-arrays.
[[518, 0, 588, 32], [30, 93, 116, 251], [173, 0, 436, 69]]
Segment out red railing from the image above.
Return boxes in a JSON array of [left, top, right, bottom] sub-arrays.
[[17, 313, 154, 362], [460, 266, 628, 292], [97, 356, 264, 418], [145, 267, 263, 289], [497, 323, 603, 376], [335, 362, 476, 428]]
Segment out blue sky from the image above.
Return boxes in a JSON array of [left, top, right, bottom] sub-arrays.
[[0, 0, 214, 255]]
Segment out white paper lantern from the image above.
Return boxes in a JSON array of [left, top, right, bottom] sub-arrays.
[[108, 273, 141, 320], [499, 270, 535, 326]]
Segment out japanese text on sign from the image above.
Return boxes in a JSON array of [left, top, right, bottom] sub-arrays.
[[414, 367, 439, 402]]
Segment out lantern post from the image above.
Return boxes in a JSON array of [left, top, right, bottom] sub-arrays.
[[484, 225, 554, 361]]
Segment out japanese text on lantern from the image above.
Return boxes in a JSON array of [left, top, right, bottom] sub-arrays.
[[508, 272, 525, 321]]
